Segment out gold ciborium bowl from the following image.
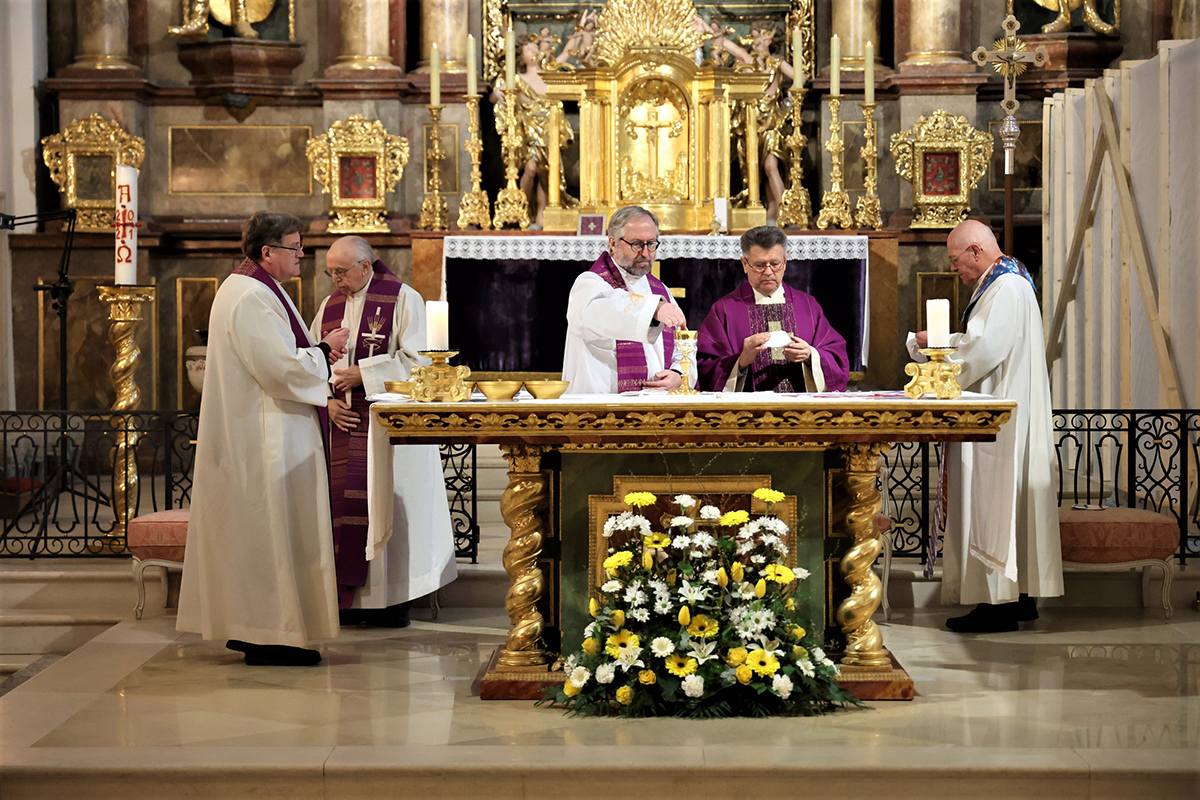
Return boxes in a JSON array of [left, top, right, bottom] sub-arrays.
[[384, 380, 415, 395], [524, 380, 569, 400], [476, 380, 523, 401]]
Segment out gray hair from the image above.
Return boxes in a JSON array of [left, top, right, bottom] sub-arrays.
[[607, 206, 659, 242], [740, 225, 787, 255], [337, 234, 375, 264], [242, 211, 302, 262]]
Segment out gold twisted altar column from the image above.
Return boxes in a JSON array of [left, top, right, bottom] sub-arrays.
[[900, 0, 970, 69], [497, 444, 550, 669], [70, 0, 137, 71], [834, 442, 892, 668], [330, 0, 399, 72], [417, 0, 469, 73], [831, 0, 879, 71]]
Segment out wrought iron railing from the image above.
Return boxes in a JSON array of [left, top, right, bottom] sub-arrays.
[[0, 410, 480, 561]]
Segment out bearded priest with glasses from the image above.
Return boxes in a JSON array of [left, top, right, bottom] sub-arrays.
[[562, 206, 691, 394], [696, 226, 849, 393]]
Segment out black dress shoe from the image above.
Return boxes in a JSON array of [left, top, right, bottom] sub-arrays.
[[1016, 594, 1039, 622], [225, 639, 252, 652], [242, 644, 322, 666], [362, 601, 412, 628], [946, 603, 1019, 633], [339, 608, 366, 626]]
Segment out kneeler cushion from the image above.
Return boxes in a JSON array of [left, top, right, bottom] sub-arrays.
[[1058, 507, 1178, 563], [127, 509, 190, 562]]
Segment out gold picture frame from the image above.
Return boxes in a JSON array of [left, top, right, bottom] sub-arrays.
[[890, 109, 992, 229], [306, 115, 409, 234], [41, 114, 145, 233]]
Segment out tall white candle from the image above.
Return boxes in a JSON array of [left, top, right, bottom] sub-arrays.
[[426, 300, 449, 350], [792, 28, 803, 85], [864, 41, 874, 104], [114, 164, 138, 285], [830, 34, 840, 96], [430, 42, 440, 105], [505, 27, 515, 89], [467, 34, 477, 95], [926, 299, 950, 348]]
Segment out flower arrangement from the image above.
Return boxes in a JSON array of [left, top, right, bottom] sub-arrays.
[[542, 490, 858, 718]]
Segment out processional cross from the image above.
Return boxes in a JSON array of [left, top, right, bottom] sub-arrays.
[[972, 15, 1047, 254]]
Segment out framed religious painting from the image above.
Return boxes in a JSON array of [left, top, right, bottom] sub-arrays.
[[890, 109, 992, 229], [40, 114, 145, 233], [306, 115, 409, 233]]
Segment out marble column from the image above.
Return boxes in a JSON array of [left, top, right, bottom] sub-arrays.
[[69, 0, 136, 70], [900, 0, 970, 70], [331, 0, 399, 72], [831, 0, 879, 71], [417, 0, 469, 73]]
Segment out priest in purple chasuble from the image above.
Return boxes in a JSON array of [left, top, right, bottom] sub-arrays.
[[310, 236, 457, 628], [562, 206, 691, 394], [178, 212, 350, 667], [697, 226, 849, 393]]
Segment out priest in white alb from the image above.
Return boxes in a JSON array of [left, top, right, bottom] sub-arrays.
[[178, 212, 349, 666], [562, 206, 689, 393], [908, 219, 1062, 633], [310, 235, 457, 628]]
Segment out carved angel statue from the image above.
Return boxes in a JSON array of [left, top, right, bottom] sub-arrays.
[[1009, 0, 1120, 35], [170, 0, 263, 39], [491, 36, 578, 229], [567, 10, 600, 66]]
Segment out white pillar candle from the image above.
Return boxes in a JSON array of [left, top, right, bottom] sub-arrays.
[[467, 34, 477, 95], [926, 299, 950, 347], [830, 34, 840, 96], [713, 197, 728, 231], [505, 27, 515, 89], [426, 300, 449, 350], [430, 42, 440, 105], [792, 28, 803, 85], [114, 164, 138, 285], [864, 41, 874, 104]]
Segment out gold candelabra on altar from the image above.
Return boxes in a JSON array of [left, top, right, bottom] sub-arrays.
[[776, 85, 812, 230], [492, 87, 531, 230], [418, 104, 450, 231], [854, 101, 883, 230], [815, 94, 854, 230], [903, 348, 963, 400], [411, 350, 473, 402], [97, 284, 155, 538], [457, 94, 492, 230]]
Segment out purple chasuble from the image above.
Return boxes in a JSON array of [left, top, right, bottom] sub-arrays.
[[589, 252, 676, 393], [318, 260, 404, 609], [696, 281, 849, 392]]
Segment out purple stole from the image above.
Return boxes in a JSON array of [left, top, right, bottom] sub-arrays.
[[232, 258, 312, 349], [741, 282, 802, 393], [319, 260, 403, 608], [589, 252, 675, 393]]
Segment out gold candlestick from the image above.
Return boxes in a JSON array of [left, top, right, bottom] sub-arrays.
[[492, 86, 531, 230], [854, 101, 883, 230], [418, 104, 450, 231], [669, 330, 700, 396], [904, 347, 963, 399], [97, 284, 155, 538], [776, 85, 812, 230], [411, 350, 472, 402], [816, 94, 854, 230], [457, 94, 492, 230]]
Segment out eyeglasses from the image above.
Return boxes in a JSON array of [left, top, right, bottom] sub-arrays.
[[746, 260, 786, 274], [948, 245, 975, 266], [271, 241, 304, 255], [619, 238, 660, 253], [323, 260, 370, 279]]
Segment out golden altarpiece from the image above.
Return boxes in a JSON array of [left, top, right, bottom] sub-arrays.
[[539, 0, 770, 232]]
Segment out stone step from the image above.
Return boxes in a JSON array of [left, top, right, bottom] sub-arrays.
[[0, 609, 122, 654], [0, 560, 159, 612]]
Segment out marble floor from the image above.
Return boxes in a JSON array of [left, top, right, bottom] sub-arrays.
[[1, 606, 1198, 800]]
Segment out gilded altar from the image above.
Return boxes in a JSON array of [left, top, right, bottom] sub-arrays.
[[539, 0, 769, 232]]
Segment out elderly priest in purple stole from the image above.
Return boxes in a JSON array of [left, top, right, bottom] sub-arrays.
[[178, 212, 349, 667], [562, 206, 691, 393], [697, 226, 849, 393], [310, 236, 457, 628]]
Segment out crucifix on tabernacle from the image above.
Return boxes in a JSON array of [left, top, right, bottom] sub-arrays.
[[972, 14, 1047, 254], [628, 104, 678, 182]]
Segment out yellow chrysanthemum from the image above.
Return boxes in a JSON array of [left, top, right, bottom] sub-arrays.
[[747, 648, 781, 677], [753, 487, 786, 504], [790, 625, 806, 640], [605, 629, 640, 658], [664, 653, 698, 677], [763, 564, 795, 584], [755, 579, 767, 598], [563, 680, 581, 697], [615, 685, 633, 705], [725, 646, 748, 666], [602, 550, 633, 576], [582, 638, 601, 655], [731, 562, 744, 582], [638, 670, 657, 685], [677, 605, 691, 626], [735, 664, 754, 685], [610, 609, 626, 629], [623, 491, 657, 507], [643, 532, 672, 550], [687, 614, 719, 639], [719, 509, 750, 527]]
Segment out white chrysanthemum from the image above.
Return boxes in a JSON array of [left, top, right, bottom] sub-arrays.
[[600, 579, 623, 593], [669, 516, 694, 529], [699, 505, 721, 520], [569, 665, 591, 688], [761, 533, 779, 547], [772, 672, 793, 699], [773, 541, 790, 557], [602, 511, 631, 538], [564, 654, 578, 672], [650, 636, 676, 657], [681, 674, 705, 698], [761, 517, 789, 535], [748, 608, 776, 631], [737, 540, 755, 555], [797, 659, 815, 677], [654, 599, 673, 615], [735, 519, 761, 540], [624, 585, 647, 607], [691, 531, 716, 550], [811, 646, 826, 662], [678, 579, 709, 604], [594, 663, 616, 684], [750, 554, 767, 565], [583, 621, 598, 639], [793, 566, 810, 580], [736, 625, 757, 641], [674, 494, 697, 508], [701, 568, 720, 584], [629, 607, 650, 623], [671, 534, 691, 550]]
